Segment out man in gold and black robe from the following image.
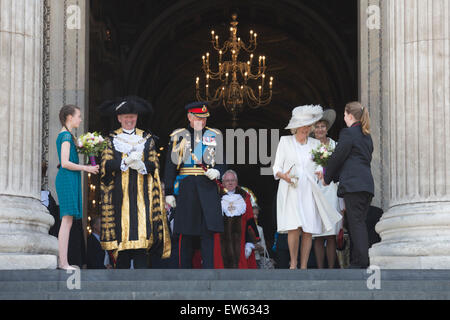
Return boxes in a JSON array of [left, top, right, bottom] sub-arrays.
[[99, 96, 171, 268]]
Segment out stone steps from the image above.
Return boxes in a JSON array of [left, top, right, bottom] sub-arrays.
[[2, 279, 450, 292], [1, 269, 449, 300], [1, 290, 450, 300]]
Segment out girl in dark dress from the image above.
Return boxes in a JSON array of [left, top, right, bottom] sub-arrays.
[[55, 105, 99, 270]]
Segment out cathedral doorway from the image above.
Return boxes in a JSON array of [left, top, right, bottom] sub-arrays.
[[87, 0, 358, 250]]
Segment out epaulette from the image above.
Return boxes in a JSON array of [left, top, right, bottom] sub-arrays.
[[170, 128, 188, 137], [205, 127, 221, 135]]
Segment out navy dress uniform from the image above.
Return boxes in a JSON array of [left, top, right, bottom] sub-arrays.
[[164, 102, 226, 268]]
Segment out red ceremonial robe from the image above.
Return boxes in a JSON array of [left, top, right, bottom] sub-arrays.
[[213, 191, 259, 269]]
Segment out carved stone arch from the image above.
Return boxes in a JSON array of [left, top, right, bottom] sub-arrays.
[[120, 0, 358, 144]]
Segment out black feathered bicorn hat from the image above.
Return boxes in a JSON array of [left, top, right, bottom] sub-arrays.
[[98, 96, 153, 117]]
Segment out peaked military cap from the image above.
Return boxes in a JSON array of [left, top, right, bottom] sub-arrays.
[[185, 101, 210, 118]]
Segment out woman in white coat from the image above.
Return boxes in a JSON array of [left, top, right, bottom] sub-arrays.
[[273, 105, 342, 269], [311, 110, 344, 269]]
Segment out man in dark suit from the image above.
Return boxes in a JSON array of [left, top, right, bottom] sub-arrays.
[[322, 102, 374, 269], [164, 102, 226, 268], [87, 216, 112, 269]]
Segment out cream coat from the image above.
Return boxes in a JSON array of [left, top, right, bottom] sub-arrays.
[[273, 136, 342, 234]]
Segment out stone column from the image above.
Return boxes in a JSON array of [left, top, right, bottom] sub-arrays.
[[369, 0, 450, 268], [359, 0, 390, 211], [0, 0, 58, 269]]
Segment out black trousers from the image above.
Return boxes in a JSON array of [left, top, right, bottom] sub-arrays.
[[344, 192, 373, 268], [116, 249, 148, 269], [179, 231, 215, 269]]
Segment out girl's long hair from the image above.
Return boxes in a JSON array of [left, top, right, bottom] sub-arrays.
[[58, 105, 80, 144], [345, 101, 370, 135]]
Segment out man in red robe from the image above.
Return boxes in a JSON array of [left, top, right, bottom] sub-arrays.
[[213, 170, 259, 269]]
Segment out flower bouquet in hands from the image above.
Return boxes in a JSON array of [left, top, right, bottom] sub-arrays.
[[311, 143, 334, 167], [77, 132, 108, 166], [311, 143, 334, 175]]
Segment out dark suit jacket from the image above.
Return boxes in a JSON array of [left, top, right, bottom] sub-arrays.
[[87, 234, 106, 269], [324, 123, 374, 197]]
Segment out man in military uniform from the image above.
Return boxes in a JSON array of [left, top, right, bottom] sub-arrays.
[[164, 101, 226, 268], [99, 96, 171, 268]]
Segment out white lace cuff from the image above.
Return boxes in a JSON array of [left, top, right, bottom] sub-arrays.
[[120, 158, 130, 172]]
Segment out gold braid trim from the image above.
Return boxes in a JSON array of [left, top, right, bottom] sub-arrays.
[[170, 129, 189, 170], [147, 169, 154, 250], [100, 138, 117, 248], [155, 168, 171, 258]]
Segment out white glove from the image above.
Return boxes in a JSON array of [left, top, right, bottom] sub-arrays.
[[124, 156, 134, 165], [166, 195, 176, 208], [205, 168, 220, 180], [129, 160, 145, 172], [245, 242, 255, 259], [129, 151, 143, 162]]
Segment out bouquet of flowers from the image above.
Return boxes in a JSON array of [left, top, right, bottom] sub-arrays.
[[311, 143, 334, 168], [77, 132, 108, 166]]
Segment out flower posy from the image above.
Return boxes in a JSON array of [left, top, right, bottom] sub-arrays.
[[311, 143, 334, 167], [77, 132, 107, 156]]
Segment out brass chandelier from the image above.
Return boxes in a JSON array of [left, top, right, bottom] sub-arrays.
[[195, 14, 273, 126]]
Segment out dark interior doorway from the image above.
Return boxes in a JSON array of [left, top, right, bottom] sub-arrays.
[[88, 0, 358, 250]]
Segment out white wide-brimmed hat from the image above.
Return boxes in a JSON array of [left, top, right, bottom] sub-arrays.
[[285, 105, 324, 130], [319, 109, 336, 129]]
